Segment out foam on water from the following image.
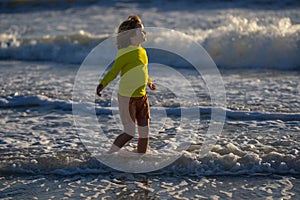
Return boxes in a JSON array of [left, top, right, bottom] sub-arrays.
[[201, 16, 300, 69], [0, 61, 299, 176], [0, 1, 300, 199], [0, 140, 299, 176], [0, 31, 108, 64], [1, 19, 299, 69], [1, 95, 300, 121], [0, 1, 299, 69], [0, 93, 299, 176]]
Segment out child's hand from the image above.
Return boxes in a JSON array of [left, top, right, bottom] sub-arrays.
[[148, 83, 156, 91], [96, 84, 104, 97]]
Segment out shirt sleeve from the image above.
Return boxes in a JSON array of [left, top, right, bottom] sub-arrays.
[[99, 55, 124, 87]]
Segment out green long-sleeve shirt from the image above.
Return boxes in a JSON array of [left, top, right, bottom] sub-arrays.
[[100, 45, 151, 97]]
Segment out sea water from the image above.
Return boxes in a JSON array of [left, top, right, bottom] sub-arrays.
[[0, 0, 300, 199]]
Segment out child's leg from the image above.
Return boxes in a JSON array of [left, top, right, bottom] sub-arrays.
[[108, 120, 135, 153], [137, 119, 149, 153], [137, 138, 148, 153], [108, 132, 134, 153], [108, 94, 135, 153]]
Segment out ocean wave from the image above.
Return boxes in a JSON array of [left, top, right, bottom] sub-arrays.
[[1, 95, 300, 122], [172, 145, 300, 176], [1, 16, 299, 69], [0, 31, 107, 64], [0, 144, 299, 176], [0, 95, 72, 110], [202, 17, 300, 69]]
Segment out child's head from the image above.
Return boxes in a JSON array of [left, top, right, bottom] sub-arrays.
[[117, 15, 146, 49]]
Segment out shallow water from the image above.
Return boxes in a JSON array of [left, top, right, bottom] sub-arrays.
[[1, 173, 299, 199], [1, 0, 300, 199], [0, 61, 299, 175]]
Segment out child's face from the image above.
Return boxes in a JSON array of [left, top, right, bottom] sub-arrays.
[[131, 24, 146, 45]]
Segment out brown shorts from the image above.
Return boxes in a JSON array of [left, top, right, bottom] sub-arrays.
[[118, 95, 150, 137], [118, 95, 150, 138], [118, 94, 150, 124]]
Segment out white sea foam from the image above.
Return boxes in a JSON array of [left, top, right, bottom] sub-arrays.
[[0, 1, 299, 69], [0, 93, 299, 175], [0, 142, 299, 176], [0, 31, 108, 64], [1, 95, 299, 121], [1, 1, 300, 199], [1, 19, 299, 69]]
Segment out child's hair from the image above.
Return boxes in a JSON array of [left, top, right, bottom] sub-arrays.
[[117, 15, 143, 49]]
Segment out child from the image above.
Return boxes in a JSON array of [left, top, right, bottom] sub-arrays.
[[96, 15, 156, 153]]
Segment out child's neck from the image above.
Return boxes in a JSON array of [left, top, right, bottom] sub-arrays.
[[131, 43, 141, 47]]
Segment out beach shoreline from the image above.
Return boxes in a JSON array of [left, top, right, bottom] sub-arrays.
[[1, 0, 300, 198], [1, 172, 299, 199]]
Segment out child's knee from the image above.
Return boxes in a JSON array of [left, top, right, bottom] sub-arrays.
[[123, 123, 136, 137]]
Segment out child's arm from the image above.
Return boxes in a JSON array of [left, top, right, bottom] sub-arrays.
[[96, 55, 124, 96]]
